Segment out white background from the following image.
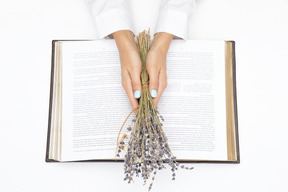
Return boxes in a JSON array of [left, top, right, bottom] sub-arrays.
[[1, 0, 288, 191]]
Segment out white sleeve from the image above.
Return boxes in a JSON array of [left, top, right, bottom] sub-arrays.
[[83, 0, 137, 39], [154, 0, 197, 40]]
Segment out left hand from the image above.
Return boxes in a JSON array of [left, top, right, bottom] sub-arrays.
[[146, 32, 174, 108]]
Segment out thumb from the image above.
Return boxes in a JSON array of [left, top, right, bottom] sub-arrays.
[[130, 71, 142, 99], [148, 70, 159, 99]]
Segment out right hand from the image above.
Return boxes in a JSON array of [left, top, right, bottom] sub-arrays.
[[113, 30, 142, 114]]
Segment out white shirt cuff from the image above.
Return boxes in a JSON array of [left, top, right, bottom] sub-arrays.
[[92, 8, 137, 39], [154, 0, 197, 40]]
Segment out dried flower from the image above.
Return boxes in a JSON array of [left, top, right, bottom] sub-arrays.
[[115, 28, 194, 191]]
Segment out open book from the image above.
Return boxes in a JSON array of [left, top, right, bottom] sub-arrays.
[[46, 39, 239, 163]]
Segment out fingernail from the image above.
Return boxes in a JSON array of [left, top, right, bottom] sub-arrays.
[[151, 89, 157, 98], [134, 90, 141, 98]]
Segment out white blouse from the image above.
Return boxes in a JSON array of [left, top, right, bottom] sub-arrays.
[[83, 0, 196, 40]]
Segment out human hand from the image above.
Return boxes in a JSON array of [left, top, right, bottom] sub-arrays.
[[113, 30, 142, 114], [146, 32, 173, 108]]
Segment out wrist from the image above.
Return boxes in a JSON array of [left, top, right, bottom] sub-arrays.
[[113, 30, 137, 53], [150, 32, 173, 55]]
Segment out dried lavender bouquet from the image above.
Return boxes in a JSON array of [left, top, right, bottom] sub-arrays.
[[115, 29, 193, 191]]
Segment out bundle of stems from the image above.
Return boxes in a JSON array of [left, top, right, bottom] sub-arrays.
[[115, 29, 193, 191]]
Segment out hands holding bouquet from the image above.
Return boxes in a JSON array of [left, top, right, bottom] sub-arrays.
[[113, 29, 172, 112]]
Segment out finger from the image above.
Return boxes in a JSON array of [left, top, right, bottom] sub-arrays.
[[129, 69, 142, 100], [147, 68, 159, 99], [153, 68, 167, 108], [121, 70, 139, 114]]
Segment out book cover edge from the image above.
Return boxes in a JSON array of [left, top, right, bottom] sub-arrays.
[[45, 40, 57, 162], [230, 40, 240, 164]]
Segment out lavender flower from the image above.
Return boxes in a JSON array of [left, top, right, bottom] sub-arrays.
[[115, 29, 194, 191]]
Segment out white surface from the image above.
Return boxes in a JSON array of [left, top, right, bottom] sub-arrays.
[[0, 0, 287, 191]]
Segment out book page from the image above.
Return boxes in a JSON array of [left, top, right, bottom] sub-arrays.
[[60, 40, 227, 161], [61, 40, 134, 161], [157, 40, 227, 161]]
